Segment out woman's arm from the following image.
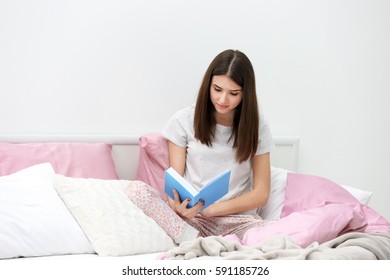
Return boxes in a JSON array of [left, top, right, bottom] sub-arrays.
[[201, 152, 271, 217], [167, 141, 186, 176], [167, 140, 204, 219]]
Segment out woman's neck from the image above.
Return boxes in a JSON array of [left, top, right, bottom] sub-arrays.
[[214, 111, 234, 126]]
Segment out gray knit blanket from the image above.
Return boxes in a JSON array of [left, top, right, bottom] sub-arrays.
[[161, 232, 390, 260]]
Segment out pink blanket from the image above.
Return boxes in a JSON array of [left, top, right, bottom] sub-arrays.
[[229, 173, 390, 248]]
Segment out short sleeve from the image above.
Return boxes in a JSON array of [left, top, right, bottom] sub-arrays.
[[162, 106, 194, 148], [256, 115, 275, 155]]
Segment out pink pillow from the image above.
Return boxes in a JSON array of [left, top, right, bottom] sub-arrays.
[[0, 142, 119, 179], [135, 133, 169, 199], [281, 173, 390, 235], [281, 173, 359, 217]]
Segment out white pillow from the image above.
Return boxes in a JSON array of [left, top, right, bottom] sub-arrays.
[[257, 166, 373, 221], [257, 166, 289, 220], [53, 175, 175, 256], [0, 163, 94, 259], [340, 184, 372, 205]]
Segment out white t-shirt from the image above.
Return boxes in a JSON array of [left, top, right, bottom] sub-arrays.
[[163, 104, 274, 214]]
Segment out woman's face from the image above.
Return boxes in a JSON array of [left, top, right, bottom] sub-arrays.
[[210, 75, 242, 124]]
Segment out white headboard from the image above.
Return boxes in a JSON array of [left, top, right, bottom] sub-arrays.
[[0, 134, 299, 180]]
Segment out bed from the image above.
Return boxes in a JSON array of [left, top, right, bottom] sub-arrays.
[[1, 133, 390, 264]]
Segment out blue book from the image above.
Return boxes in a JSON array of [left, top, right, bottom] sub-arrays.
[[164, 167, 231, 211]]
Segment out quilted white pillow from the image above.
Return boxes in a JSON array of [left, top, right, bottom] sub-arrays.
[[54, 175, 175, 256], [0, 163, 94, 259]]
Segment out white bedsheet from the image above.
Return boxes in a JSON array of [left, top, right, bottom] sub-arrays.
[[3, 251, 162, 262], [1, 252, 164, 280]]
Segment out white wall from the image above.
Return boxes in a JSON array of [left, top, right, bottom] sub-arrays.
[[1, 0, 389, 220]]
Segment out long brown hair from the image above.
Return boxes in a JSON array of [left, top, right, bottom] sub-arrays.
[[194, 49, 259, 163]]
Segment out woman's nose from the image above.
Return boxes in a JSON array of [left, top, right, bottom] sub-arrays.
[[219, 92, 228, 103]]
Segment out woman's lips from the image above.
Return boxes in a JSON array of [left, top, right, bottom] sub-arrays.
[[217, 103, 229, 110]]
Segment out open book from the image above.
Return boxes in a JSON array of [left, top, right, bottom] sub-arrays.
[[164, 167, 231, 210]]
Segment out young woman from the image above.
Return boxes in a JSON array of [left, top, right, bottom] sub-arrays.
[[163, 49, 274, 238]]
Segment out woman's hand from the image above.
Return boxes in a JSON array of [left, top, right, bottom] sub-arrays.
[[168, 189, 204, 220], [199, 204, 215, 218]]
